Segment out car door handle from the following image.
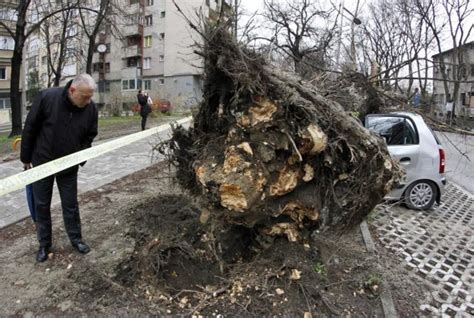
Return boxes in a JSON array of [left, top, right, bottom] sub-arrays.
[[400, 157, 411, 164]]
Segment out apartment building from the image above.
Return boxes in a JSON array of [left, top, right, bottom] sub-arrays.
[[22, 0, 232, 114], [432, 41, 474, 117], [91, 0, 232, 113], [0, 0, 17, 124]]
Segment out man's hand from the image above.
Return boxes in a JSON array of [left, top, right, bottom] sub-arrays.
[[23, 163, 32, 170]]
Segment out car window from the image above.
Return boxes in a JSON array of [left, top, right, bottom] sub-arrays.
[[366, 116, 419, 146]]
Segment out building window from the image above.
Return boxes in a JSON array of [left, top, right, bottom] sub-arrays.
[[205, 0, 210, 6], [145, 15, 153, 26], [122, 79, 137, 90], [146, 0, 154, 5], [159, 33, 165, 40], [144, 57, 151, 69], [470, 64, 474, 77], [0, 67, 6, 80], [461, 93, 467, 106], [28, 57, 37, 70], [144, 35, 152, 47], [127, 35, 141, 46], [41, 55, 47, 65], [98, 81, 110, 92], [0, 36, 14, 50], [159, 54, 164, 61], [460, 65, 467, 79], [127, 57, 140, 67], [0, 98, 10, 109], [160, 11, 166, 18], [144, 79, 151, 90], [93, 62, 110, 73], [159, 78, 164, 85], [130, 0, 139, 4]]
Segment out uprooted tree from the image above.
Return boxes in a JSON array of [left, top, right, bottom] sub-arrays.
[[162, 21, 400, 244]]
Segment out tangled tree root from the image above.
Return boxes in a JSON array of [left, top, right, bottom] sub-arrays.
[[161, 22, 400, 241]]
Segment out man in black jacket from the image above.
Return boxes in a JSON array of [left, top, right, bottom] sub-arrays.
[[21, 74, 98, 262]]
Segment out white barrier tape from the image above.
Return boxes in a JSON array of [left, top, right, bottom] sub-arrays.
[[0, 117, 192, 197]]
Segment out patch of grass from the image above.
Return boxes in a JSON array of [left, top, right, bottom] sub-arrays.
[[365, 273, 382, 287], [98, 115, 140, 128], [313, 262, 327, 276], [0, 132, 21, 156]]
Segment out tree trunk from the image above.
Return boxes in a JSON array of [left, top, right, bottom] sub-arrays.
[[9, 48, 24, 137], [85, 35, 97, 74], [9, 0, 29, 137]]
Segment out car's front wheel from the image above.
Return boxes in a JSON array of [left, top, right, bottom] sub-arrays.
[[404, 180, 438, 210]]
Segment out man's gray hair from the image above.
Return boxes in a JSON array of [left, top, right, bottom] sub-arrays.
[[71, 73, 96, 90]]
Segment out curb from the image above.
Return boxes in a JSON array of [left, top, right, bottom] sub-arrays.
[[360, 220, 398, 318]]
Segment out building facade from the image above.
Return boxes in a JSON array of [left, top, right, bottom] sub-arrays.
[[0, 0, 17, 124], [91, 0, 232, 113], [24, 0, 233, 115], [432, 41, 474, 117]]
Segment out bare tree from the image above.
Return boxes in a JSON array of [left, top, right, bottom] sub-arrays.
[[78, 0, 124, 75], [262, 0, 338, 77], [364, 0, 413, 91], [0, 0, 98, 136], [414, 0, 473, 114], [36, 1, 78, 87]]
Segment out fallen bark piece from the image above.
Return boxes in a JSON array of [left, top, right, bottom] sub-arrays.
[[167, 24, 400, 237]]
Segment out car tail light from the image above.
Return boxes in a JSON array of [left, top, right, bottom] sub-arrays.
[[439, 148, 445, 174]]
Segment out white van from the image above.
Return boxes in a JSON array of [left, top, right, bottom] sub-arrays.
[[365, 112, 446, 210]]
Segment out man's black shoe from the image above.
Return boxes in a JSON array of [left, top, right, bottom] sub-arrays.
[[36, 247, 49, 262], [72, 241, 90, 254]]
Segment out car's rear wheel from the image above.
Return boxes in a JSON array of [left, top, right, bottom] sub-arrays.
[[404, 180, 438, 210]]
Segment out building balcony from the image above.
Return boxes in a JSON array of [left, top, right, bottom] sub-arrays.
[[122, 45, 142, 59], [122, 24, 143, 37], [121, 66, 141, 79]]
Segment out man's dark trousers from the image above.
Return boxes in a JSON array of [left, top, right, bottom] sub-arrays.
[[33, 168, 82, 248]]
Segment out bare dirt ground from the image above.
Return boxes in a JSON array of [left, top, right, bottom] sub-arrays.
[[0, 163, 426, 316]]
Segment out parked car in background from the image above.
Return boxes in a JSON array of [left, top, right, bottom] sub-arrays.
[[365, 112, 446, 210]]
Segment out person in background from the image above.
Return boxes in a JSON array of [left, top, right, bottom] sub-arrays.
[[445, 98, 454, 124], [412, 88, 421, 108], [137, 90, 150, 130], [20, 74, 98, 262]]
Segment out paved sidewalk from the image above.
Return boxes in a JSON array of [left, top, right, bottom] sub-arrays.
[[0, 122, 179, 228], [372, 183, 474, 316]]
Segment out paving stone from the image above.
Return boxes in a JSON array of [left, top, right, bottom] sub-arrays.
[[372, 183, 474, 316]]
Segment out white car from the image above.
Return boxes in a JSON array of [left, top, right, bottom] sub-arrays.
[[365, 112, 446, 210]]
